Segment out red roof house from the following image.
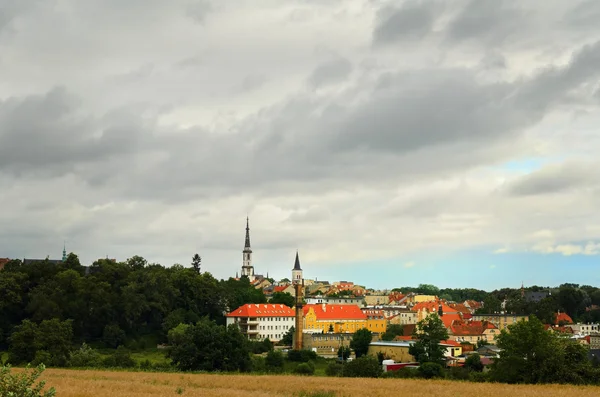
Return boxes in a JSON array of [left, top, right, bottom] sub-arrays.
[[554, 311, 574, 325]]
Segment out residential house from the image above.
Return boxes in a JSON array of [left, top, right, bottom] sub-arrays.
[[412, 301, 463, 328], [364, 295, 390, 306], [387, 309, 418, 325], [471, 313, 528, 331], [253, 277, 272, 290], [362, 309, 388, 334], [555, 311, 574, 325], [303, 304, 370, 334], [369, 339, 462, 363], [303, 333, 353, 356], [226, 303, 295, 342], [448, 303, 473, 320], [305, 295, 364, 306], [0, 258, 9, 271], [570, 323, 600, 335], [388, 292, 406, 305], [477, 344, 502, 357], [450, 320, 499, 345], [463, 300, 483, 313]]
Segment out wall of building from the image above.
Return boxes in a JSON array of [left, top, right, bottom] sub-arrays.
[[367, 343, 414, 362], [226, 315, 295, 342], [303, 333, 352, 356], [472, 314, 528, 331]]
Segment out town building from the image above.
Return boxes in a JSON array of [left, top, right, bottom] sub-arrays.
[[387, 309, 418, 325], [305, 295, 364, 306], [362, 309, 388, 333], [471, 313, 528, 331], [303, 304, 370, 334], [364, 295, 390, 306], [554, 311, 574, 325], [368, 339, 462, 363], [226, 303, 295, 342], [449, 320, 499, 345], [569, 323, 600, 335], [303, 333, 353, 356]]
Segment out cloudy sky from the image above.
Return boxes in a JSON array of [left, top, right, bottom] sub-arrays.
[[2, 0, 600, 290]]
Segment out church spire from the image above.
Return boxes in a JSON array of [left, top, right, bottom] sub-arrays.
[[244, 216, 251, 251], [293, 250, 302, 271], [62, 241, 67, 261]]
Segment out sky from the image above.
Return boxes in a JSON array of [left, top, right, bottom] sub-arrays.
[[2, 0, 600, 291]]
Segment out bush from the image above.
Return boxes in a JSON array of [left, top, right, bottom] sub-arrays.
[[287, 350, 317, 362], [0, 364, 56, 397], [31, 351, 52, 367], [418, 362, 444, 379], [113, 346, 136, 368], [139, 359, 153, 370], [381, 368, 420, 379], [294, 362, 315, 375], [446, 366, 470, 380], [325, 362, 343, 377], [342, 356, 382, 378], [469, 371, 491, 383], [251, 356, 266, 372], [102, 324, 126, 349], [69, 343, 101, 368], [265, 351, 285, 372], [464, 353, 484, 372]]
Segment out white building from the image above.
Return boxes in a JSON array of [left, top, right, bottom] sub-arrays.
[[226, 303, 295, 342], [570, 323, 600, 335], [305, 295, 364, 306]]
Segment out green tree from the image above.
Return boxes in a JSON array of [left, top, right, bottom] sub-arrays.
[[337, 346, 351, 361], [490, 315, 592, 384], [480, 295, 502, 314], [265, 350, 284, 372], [408, 313, 449, 365], [270, 292, 295, 307], [279, 326, 294, 346], [168, 318, 251, 372], [341, 356, 382, 378], [191, 254, 202, 274], [0, 364, 56, 397], [102, 324, 126, 348], [464, 353, 484, 372], [381, 324, 403, 341], [8, 319, 73, 367], [350, 328, 372, 358]]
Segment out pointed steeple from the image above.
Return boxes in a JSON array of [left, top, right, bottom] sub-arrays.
[[293, 250, 302, 271], [244, 216, 252, 252], [62, 241, 67, 261]]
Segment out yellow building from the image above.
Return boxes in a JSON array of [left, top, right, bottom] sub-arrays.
[[363, 309, 388, 334], [471, 314, 529, 331], [368, 341, 415, 362], [303, 333, 353, 356], [304, 304, 377, 334]]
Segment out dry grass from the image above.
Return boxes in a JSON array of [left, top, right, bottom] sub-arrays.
[[40, 369, 600, 397]]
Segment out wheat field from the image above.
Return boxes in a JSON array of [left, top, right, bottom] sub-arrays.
[[39, 369, 600, 397]]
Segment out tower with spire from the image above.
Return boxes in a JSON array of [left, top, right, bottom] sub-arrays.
[[62, 242, 67, 262], [292, 250, 304, 350], [241, 217, 255, 281]]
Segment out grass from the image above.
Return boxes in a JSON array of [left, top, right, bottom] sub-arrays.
[[37, 369, 600, 397]]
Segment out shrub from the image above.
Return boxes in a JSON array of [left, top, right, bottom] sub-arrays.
[[381, 368, 420, 379], [139, 359, 153, 370], [342, 356, 382, 378], [31, 351, 52, 367], [469, 371, 491, 383], [464, 353, 484, 372], [69, 343, 101, 368], [294, 362, 315, 375], [446, 366, 470, 380], [102, 324, 126, 349], [418, 362, 444, 379], [251, 356, 266, 372], [265, 351, 285, 372], [288, 349, 317, 362], [113, 346, 136, 368], [0, 364, 56, 397], [325, 362, 343, 377]]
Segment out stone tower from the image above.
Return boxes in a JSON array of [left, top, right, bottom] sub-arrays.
[[293, 250, 304, 350], [241, 217, 255, 282]]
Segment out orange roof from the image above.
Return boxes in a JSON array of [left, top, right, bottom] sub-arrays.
[[273, 285, 289, 293], [440, 313, 463, 328], [451, 320, 497, 336], [449, 303, 471, 315], [555, 312, 573, 325], [303, 304, 367, 321], [464, 300, 483, 309], [226, 304, 295, 318], [412, 300, 458, 314]]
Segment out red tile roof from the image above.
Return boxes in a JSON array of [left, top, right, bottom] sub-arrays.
[[412, 300, 459, 314], [449, 303, 471, 315], [464, 300, 483, 310], [450, 320, 497, 336], [555, 312, 573, 325], [440, 313, 463, 328], [273, 285, 289, 293], [226, 304, 295, 318], [303, 304, 367, 321]]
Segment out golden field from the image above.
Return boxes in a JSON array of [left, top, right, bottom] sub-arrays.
[[38, 369, 600, 397]]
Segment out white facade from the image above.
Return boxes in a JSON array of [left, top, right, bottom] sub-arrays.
[[306, 295, 364, 306], [227, 314, 295, 342], [570, 323, 600, 335]]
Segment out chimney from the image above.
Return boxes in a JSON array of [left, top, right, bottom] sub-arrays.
[[322, 303, 326, 312]]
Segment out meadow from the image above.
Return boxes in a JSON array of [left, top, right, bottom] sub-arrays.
[[40, 369, 600, 397]]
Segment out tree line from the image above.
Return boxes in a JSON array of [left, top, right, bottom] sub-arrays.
[[0, 253, 267, 359]]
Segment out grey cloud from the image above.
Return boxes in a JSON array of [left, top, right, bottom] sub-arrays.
[[445, 0, 527, 45], [563, 0, 600, 29], [186, 0, 213, 24], [307, 56, 353, 88], [505, 162, 597, 196], [372, 1, 440, 45], [0, 0, 39, 32], [0, 87, 147, 177], [238, 74, 267, 92]]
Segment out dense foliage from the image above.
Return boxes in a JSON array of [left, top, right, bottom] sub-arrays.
[[0, 254, 266, 359], [0, 364, 56, 397], [408, 314, 449, 365]]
